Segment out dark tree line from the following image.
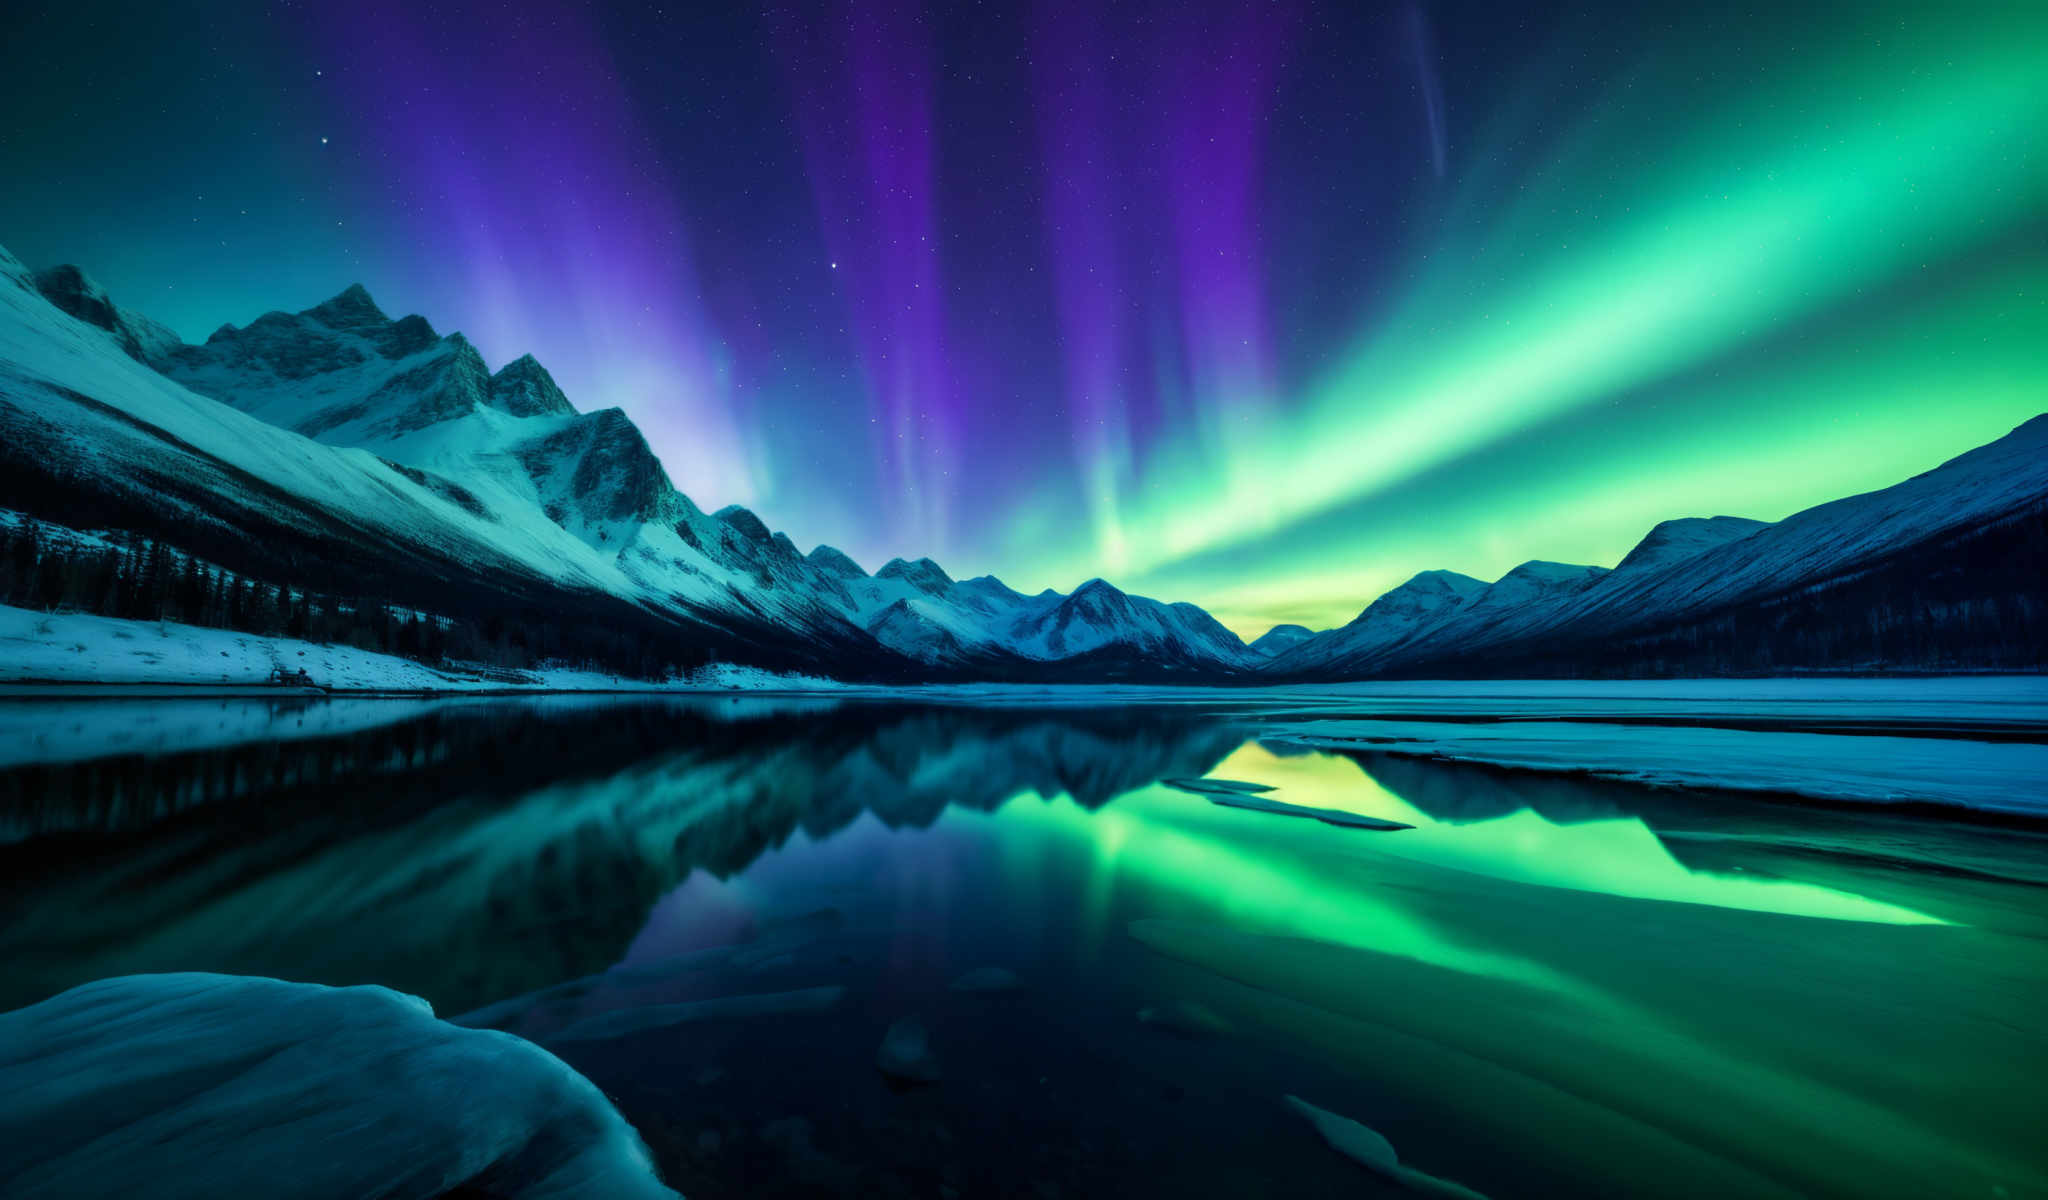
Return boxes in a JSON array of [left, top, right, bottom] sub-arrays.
[[0, 511, 808, 682], [0, 428, 895, 682], [0, 517, 577, 672]]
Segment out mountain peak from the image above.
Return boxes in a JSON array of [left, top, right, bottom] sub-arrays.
[[488, 352, 574, 417], [386, 313, 440, 357], [1615, 515, 1773, 574], [1498, 560, 1608, 586], [807, 545, 868, 579], [876, 556, 954, 594], [714, 504, 773, 543], [1405, 569, 1488, 595], [1475, 561, 1609, 605], [306, 283, 388, 329], [956, 574, 1022, 600], [1340, 570, 1484, 625], [1060, 578, 1135, 620], [1334, 568, 1487, 635], [1248, 623, 1314, 656]]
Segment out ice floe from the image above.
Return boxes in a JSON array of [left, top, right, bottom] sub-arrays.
[[1161, 776, 1278, 797], [1207, 792, 1414, 830], [0, 973, 677, 1198], [1285, 1095, 1488, 1199], [875, 1016, 943, 1084]]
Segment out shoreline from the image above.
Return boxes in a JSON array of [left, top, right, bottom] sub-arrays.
[[0, 681, 828, 700], [4, 677, 2044, 821]]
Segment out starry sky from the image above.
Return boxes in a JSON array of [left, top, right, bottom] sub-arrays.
[[3, 0, 2044, 636]]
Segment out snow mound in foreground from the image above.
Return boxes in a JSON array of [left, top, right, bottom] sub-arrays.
[[0, 973, 678, 1199]]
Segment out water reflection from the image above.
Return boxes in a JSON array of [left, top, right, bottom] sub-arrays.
[[1235, 743, 1941, 923], [0, 697, 1956, 1017], [0, 699, 1243, 1010], [3, 696, 2045, 1199]]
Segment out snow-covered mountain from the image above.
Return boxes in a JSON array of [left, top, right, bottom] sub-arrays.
[[1000, 578, 1258, 671], [796, 549, 1255, 675], [0, 245, 1254, 680], [1269, 419, 2048, 678], [4, 241, 2038, 682], [1610, 515, 1773, 575], [1265, 569, 1486, 676], [1247, 624, 1314, 657], [27, 265, 182, 364]]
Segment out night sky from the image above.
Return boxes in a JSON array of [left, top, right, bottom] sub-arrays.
[[3, 0, 2043, 635]]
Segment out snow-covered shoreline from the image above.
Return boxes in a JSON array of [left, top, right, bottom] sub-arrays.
[[4, 603, 2044, 704], [0, 603, 842, 694]]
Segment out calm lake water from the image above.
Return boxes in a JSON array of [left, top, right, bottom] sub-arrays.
[[3, 695, 2045, 1199]]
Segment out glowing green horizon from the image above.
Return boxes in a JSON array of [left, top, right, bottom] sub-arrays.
[[992, 3, 2048, 637]]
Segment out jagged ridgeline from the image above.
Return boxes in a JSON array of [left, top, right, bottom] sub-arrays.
[[0, 246, 1263, 681], [0, 240, 2042, 681]]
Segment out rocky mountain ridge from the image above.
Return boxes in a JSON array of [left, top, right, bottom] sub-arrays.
[[0, 250, 1258, 679]]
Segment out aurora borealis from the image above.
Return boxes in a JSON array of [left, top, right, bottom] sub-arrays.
[[3, 0, 2043, 635]]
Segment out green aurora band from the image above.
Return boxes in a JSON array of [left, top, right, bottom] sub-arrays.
[[998, 3, 2048, 635]]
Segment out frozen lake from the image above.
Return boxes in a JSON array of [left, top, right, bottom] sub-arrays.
[[2, 689, 2045, 1198]]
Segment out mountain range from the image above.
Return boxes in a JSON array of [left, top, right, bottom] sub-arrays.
[[1, 241, 2040, 682], [1266, 431, 2046, 677]]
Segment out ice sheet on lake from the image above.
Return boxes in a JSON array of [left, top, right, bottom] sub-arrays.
[[1266, 718, 2048, 816], [0, 973, 677, 1199], [1260, 676, 2048, 724], [888, 676, 2048, 724]]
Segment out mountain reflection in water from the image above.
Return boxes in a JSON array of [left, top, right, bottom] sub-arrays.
[[3, 695, 2044, 1200]]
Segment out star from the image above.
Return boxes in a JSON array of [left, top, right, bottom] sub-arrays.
[[320, 137, 329, 145]]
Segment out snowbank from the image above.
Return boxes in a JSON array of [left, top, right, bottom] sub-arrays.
[[0, 973, 677, 1198], [685, 660, 843, 691]]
